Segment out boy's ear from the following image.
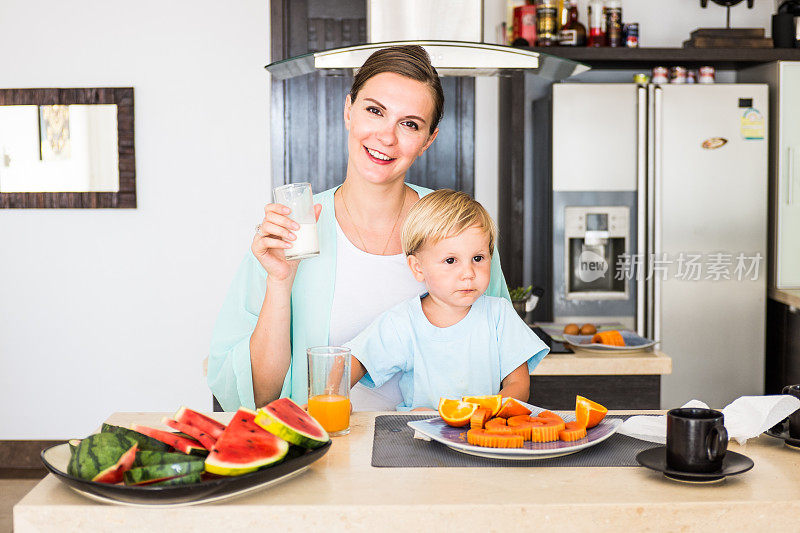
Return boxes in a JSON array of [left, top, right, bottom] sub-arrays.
[[406, 254, 426, 283]]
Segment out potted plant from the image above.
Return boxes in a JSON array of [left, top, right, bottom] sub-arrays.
[[508, 285, 533, 320]]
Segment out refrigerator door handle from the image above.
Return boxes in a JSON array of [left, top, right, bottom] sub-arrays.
[[790, 146, 796, 206], [652, 85, 664, 343], [636, 85, 647, 337]]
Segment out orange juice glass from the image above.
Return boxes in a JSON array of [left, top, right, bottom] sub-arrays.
[[307, 346, 351, 436]]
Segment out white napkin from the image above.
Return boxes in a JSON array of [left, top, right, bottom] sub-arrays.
[[619, 395, 800, 445], [413, 430, 431, 441]]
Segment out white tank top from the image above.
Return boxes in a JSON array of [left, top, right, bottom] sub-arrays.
[[328, 220, 426, 411]]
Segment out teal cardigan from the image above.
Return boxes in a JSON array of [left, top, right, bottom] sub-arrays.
[[207, 184, 511, 411]]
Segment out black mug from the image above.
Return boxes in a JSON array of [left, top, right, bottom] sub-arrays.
[[666, 408, 728, 473], [782, 384, 800, 438]]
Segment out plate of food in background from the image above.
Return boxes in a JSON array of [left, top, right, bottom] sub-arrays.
[[562, 329, 658, 354]]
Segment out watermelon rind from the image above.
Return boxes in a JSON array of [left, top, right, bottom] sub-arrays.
[[204, 407, 289, 476], [124, 461, 206, 485], [102, 423, 171, 452], [134, 450, 203, 467], [147, 471, 203, 486], [93, 444, 139, 483], [68, 433, 138, 483], [130, 424, 209, 457], [174, 406, 226, 440], [255, 398, 330, 449]]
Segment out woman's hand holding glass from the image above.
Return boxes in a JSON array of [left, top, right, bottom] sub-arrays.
[[252, 202, 322, 282]]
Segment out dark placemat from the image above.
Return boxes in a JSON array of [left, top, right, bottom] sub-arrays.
[[371, 414, 659, 467]]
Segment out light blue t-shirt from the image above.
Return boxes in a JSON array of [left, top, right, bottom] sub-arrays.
[[344, 294, 550, 411]]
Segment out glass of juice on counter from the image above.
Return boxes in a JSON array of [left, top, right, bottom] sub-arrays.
[[307, 346, 351, 436], [273, 182, 319, 261]]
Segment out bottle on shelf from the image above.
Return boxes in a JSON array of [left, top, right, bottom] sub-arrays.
[[605, 0, 623, 47], [536, 0, 558, 46], [558, 0, 587, 46], [587, 0, 606, 47], [512, 3, 537, 47]]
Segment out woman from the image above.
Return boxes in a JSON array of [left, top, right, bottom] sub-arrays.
[[208, 45, 511, 411]]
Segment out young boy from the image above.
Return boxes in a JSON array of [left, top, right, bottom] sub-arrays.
[[345, 189, 549, 411]]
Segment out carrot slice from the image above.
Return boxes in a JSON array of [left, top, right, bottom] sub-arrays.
[[467, 428, 524, 448], [591, 330, 625, 346], [559, 421, 588, 441], [485, 417, 508, 429], [537, 411, 566, 432], [495, 398, 532, 419], [484, 425, 516, 435], [528, 417, 562, 442], [470, 408, 492, 429]]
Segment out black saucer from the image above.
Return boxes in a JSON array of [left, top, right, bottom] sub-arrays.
[[636, 447, 754, 483], [764, 421, 800, 450]]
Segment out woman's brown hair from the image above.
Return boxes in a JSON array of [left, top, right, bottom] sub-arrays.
[[349, 45, 444, 135]]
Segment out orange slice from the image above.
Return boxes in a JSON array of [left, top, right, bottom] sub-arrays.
[[559, 421, 588, 441], [438, 398, 479, 427], [575, 395, 608, 429], [495, 398, 532, 419], [470, 408, 492, 429], [467, 428, 524, 448], [461, 395, 503, 417]]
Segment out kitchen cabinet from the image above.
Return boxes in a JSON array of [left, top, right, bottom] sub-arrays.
[[765, 296, 800, 393], [740, 61, 800, 289], [530, 375, 661, 410]]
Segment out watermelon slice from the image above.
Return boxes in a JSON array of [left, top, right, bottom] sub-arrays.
[[102, 423, 171, 451], [67, 433, 138, 484], [134, 450, 204, 467], [255, 398, 330, 449], [123, 461, 205, 486], [162, 417, 216, 451], [173, 406, 226, 440], [130, 424, 209, 457], [204, 407, 289, 476]]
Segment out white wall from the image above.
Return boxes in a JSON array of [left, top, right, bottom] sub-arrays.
[[0, 0, 269, 438]]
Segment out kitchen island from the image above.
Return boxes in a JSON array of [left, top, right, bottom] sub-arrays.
[[14, 410, 799, 532], [530, 350, 672, 410]]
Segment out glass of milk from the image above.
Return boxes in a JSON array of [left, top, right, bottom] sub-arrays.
[[273, 182, 320, 261]]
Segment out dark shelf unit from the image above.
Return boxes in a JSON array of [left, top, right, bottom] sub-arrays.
[[524, 46, 800, 69]]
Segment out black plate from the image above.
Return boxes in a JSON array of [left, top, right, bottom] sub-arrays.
[[636, 446, 753, 483], [41, 440, 331, 507], [764, 420, 800, 449]]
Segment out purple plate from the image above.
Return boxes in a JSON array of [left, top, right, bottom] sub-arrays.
[[407, 404, 621, 460]]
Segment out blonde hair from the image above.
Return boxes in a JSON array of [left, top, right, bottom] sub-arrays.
[[402, 189, 497, 256]]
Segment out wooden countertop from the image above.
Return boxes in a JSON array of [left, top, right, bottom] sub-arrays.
[[14, 411, 800, 532], [770, 288, 800, 309], [532, 350, 672, 376]]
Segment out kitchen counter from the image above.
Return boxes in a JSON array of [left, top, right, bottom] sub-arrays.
[[532, 350, 672, 376], [14, 411, 800, 532], [770, 288, 800, 309]]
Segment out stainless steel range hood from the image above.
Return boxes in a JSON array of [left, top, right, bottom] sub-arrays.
[[266, 40, 589, 81], [265, 0, 589, 81]]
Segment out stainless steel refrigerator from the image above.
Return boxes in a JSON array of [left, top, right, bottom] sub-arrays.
[[552, 82, 768, 408]]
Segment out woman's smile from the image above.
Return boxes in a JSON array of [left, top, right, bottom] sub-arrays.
[[363, 146, 396, 164]]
